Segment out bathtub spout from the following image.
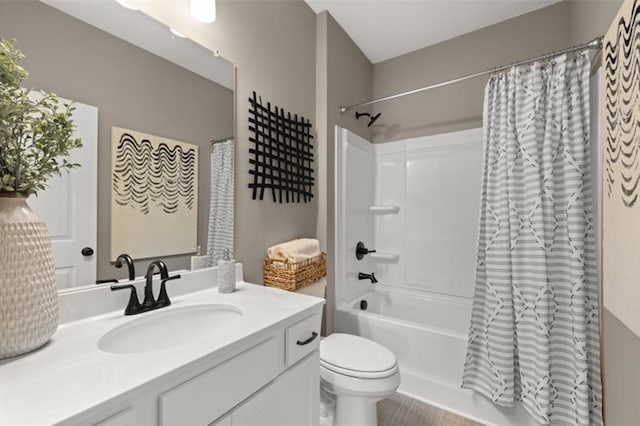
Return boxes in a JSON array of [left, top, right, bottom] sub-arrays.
[[358, 272, 378, 284]]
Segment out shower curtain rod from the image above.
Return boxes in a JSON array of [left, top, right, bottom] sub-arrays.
[[338, 36, 603, 114]]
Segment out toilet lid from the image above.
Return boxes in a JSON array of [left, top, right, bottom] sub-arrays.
[[320, 334, 397, 375]]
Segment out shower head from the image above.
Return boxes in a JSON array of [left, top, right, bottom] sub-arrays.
[[368, 112, 381, 126], [355, 111, 382, 127]]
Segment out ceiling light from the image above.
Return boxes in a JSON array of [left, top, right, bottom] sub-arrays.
[[170, 28, 187, 38], [115, 0, 138, 11], [190, 0, 216, 24]]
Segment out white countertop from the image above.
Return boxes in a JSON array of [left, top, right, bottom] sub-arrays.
[[0, 279, 324, 426]]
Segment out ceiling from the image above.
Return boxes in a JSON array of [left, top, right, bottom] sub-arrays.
[[305, 0, 561, 63]]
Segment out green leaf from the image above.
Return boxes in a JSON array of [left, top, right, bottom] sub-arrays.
[[0, 37, 82, 196]]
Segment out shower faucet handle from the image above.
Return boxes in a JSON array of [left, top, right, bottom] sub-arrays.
[[356, 242, 376, 260]]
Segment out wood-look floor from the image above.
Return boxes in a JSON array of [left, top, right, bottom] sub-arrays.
[[377, 393, 483, 426]]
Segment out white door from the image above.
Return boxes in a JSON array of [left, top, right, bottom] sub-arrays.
[[29, 100, 98, 290]]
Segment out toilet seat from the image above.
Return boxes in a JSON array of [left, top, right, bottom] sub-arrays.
[[320, 358, 398, 379], [319, 333, 398, 379]]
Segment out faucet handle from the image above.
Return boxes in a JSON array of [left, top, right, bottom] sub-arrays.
[[355, 242, 376, 260], [156, 274, 181, 308], [111, 284, 143, 315]]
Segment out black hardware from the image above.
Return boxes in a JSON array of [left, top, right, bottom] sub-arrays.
[[110, 284, 143, 315], [355, 242, 376, 260], [248, 91, 315, 203], [296, 332, 318, 346], [360, 300, 368, 310], [142, 260, 169, 310], [115, 253, 136, 281], [155, 274, 181, 308], [355, 111, 382, 127], [96, 278, 119, 285], [110, 260, 180, 316], [81, 247, 94, 257], [358, 272, 378, 284]]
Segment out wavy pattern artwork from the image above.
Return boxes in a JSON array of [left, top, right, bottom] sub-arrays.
[[604, 0, 640, 207], [112, 133, 197, 214]]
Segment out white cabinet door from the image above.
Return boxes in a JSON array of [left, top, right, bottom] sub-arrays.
[[159, 336, 283, 426], [232, 352, 319, 426], [29, 99, 98, 289]]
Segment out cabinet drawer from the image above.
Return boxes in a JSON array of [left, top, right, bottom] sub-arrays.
[[285, 314, 321, 366], [159, 334, 284, 426]]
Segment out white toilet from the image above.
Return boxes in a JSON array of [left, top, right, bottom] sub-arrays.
[[319, 333, 401, 426]]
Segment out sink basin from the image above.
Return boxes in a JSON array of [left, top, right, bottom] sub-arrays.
[[98, 304, 242, 354]]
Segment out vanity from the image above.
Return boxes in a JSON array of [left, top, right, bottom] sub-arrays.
[[0, 266, 324, 426]]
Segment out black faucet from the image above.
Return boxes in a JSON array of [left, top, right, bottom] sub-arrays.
[[358, 272, 378, 284], [143, 260, 169, 310], [115, 253, 136, 281], [110, 259, 181, 315]]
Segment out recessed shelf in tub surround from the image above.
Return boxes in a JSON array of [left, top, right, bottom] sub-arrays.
[[369, 252, 400, 263], [369, 205, 400, 215]]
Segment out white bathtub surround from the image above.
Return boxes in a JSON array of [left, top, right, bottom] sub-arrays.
[[335, 128, 377, 304], [207, 138, 234, 265], [462, 52, 602, 425]]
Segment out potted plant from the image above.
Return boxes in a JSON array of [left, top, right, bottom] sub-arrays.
[[0, 38, 82, 358]]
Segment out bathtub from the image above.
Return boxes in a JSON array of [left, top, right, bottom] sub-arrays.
[[334, 286, 538, 426]]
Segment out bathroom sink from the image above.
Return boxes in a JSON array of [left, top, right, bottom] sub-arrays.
[[98, 304, 243, 354]]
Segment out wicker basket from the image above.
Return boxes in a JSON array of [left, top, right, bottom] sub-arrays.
[[264, 252, 327, 291]]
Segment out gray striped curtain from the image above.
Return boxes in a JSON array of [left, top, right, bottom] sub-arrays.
[[462, 52, 602, 425], [207, 139, 234, 265]]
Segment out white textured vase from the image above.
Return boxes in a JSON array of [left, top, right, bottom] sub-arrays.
[[0, 194, 58, 358]]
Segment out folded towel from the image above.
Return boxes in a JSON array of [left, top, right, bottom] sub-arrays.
[[267, 238, 320, 262]]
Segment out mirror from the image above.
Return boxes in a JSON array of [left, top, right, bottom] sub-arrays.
[[0, 0, 235, 289]]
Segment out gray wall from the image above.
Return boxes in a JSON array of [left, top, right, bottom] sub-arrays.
[[316, 11, 373, 334], [602, 309, 640, 424], [371, 1, 621, 143], [138, 0, 318, 284], [0, 1, 233, 280]]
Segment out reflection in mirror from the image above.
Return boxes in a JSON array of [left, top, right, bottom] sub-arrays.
[[0, 0, 234, 290]]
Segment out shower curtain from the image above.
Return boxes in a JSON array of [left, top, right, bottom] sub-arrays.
[[207, 139, 235, 265], [462, 51, 602, 425]]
